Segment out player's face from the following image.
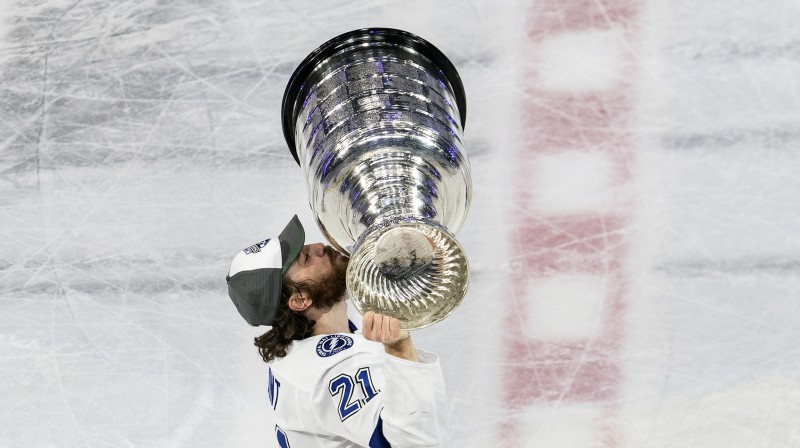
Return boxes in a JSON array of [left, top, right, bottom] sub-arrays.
[[285, 243, 349, 303]]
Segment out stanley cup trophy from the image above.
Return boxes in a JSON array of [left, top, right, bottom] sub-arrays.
[[281, 28, 471, 329]]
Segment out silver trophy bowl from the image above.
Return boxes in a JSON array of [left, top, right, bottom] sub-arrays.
[[282, 28, 471, 329]]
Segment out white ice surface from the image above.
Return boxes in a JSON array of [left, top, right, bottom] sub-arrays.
[[1, 0, 799, 447]]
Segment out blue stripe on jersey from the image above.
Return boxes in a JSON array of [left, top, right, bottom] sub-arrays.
[[369, 416, 391, 448], [348, 319, 358, 334]]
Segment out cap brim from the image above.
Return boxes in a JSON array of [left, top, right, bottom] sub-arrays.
[[278, 215, 305, 272]]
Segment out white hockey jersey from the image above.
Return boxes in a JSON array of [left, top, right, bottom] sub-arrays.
[[266, 328, 447, 447]]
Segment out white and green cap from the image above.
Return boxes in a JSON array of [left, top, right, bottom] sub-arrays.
[[226, 215, 305, 326]]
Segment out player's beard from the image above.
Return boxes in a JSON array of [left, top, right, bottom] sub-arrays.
[[309, 247, 349, 310]]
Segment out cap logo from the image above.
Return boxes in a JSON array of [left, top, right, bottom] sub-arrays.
[[243, 239, 270, 255], [316, 335, 354, 357]]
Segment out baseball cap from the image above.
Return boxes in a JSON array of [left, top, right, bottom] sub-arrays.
[[226, 215, 305, 326]]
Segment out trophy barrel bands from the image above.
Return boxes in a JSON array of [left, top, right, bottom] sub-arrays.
[[282, 27, 470, 252], [282, 28, 467, 165]]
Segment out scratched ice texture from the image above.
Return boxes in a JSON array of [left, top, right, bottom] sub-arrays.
[[1, 0, 799, 447]]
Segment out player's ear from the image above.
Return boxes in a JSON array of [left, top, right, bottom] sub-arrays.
[[287, 290, 312, 312]]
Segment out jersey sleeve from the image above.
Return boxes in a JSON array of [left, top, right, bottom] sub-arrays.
[[310, 346, 448, 447], [379, 349, 448, 447]]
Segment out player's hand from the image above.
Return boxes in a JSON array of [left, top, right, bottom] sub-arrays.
[[362, 311, 409, 347], [362, 311, 418, 362]]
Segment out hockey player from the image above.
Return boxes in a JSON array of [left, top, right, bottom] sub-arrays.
[[226, 215, 447, 447]]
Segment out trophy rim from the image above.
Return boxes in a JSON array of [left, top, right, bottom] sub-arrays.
[[281, 27, 468, 166]]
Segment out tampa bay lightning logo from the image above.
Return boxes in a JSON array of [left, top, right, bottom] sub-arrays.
[[243, 239, 270, 254], [316, 335, 354, 358]]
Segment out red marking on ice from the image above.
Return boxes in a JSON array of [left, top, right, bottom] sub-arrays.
[[527, 0, 641, 40], [504, 273, 629, 404], [522, 90, 637, 151], [512, 215, 631, 275], [501, 0, 642, 445]]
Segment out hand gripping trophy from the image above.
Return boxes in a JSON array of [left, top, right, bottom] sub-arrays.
[[281, 28, 471, 330]]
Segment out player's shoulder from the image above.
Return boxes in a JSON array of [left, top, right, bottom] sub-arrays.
[[270, 333, 383, 389]]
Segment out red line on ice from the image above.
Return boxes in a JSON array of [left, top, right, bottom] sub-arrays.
[[502, 0, 641, 444]]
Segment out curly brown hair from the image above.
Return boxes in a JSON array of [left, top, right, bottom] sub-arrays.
[[253, 259, 347, 362], [253, 277, 315, 362]]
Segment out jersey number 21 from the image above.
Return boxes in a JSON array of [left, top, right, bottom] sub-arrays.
[[328, 367, 380, 421]]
